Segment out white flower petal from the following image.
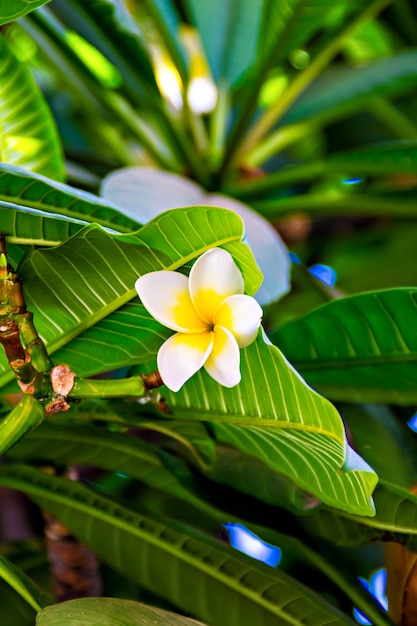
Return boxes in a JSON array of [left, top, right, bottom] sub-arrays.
[[214, 294, 262, 348], [158, 331, 214, 391], [135, 271, 207, 333], [189, 248, 244, 324], [101, 166, 205, 223], [204, 326, 241, 387]]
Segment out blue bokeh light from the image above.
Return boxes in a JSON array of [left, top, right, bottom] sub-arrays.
[[308, 263, 337, 287], [353, 568, 388, 625], [342, 177, 364, 185], [289, 251, 302, 265], [408, 412, 417, 432], [222, 523, 282, 567]]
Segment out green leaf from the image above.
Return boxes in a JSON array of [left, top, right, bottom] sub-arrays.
[[0, 200, 85, 246], [284, 49, 417, 126], [0, 207, 258, 387], [0, 35, 64, 180], [228, 140, 417, 200], [6, 421, 215, 514], [0, 553, 48, 612], [36, 598, 207, 625], [0, 0, 51, 25], [0, 464, 355, 626], [183, 0, 263, 86], [101, 166, 291, 305], [0, 395, 46, 456], [0, 163, 141, 235], [60, 0, 160, 105], [161, 334, 378, 516], [271, 288, 417, 404], [342, 404, 417, 489]]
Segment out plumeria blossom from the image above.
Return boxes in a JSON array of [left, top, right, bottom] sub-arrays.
[[135, 248, 263, 392]]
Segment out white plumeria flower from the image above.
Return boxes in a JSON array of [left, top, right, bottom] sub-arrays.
[[135, 248, 263, 392]]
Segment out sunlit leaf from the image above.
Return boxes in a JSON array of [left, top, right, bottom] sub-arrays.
[[0, 207, 259, 388], [0, 35, 64, 180], [0, 553, 48, 612], [101, 166, 290, 304], [159, 334, 378, 516], [0, 163, 140, 234]]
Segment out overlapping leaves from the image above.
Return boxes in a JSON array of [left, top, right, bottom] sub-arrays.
[[271, 288, 417, 404], [160, 334, 378, 516], [0, 464, 356, 626], [0, 206, 259, 387]]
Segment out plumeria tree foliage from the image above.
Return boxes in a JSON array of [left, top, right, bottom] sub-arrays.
[[1, 0, 417, 625]]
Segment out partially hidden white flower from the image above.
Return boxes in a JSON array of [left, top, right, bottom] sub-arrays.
[[135, 248, 263, 392]]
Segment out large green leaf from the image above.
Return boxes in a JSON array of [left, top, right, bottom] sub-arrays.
[[160, 334, 377, 516], [0, 207, 259, 387], [0, 35, 64, 180], [0, 464, 355, 626], [271, 288, 417, 404], [37, 598, 207, 626], [0, 0, 51, 25], [0, 164, 140, 234]]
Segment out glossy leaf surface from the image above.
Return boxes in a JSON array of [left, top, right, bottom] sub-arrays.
[[0, 207, 258, 387], [162, 334, 378, 516], [101, 166, 290, 305], [0, 163, 140, 234], [301, 480, 417, 552], [0, 35, 64, 180], [271, 288, 417, 404]]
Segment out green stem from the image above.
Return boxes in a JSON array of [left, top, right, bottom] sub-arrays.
[[209, 83, 230, 172], [69, 376, 148, 400], [237, 0, 394, 164]]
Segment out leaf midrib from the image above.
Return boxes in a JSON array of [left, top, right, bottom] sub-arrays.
[[168, 408, 343, 441], [288, 351, 417, 372], [0, 233, 242, 389], [0, 192, 134, 234]]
